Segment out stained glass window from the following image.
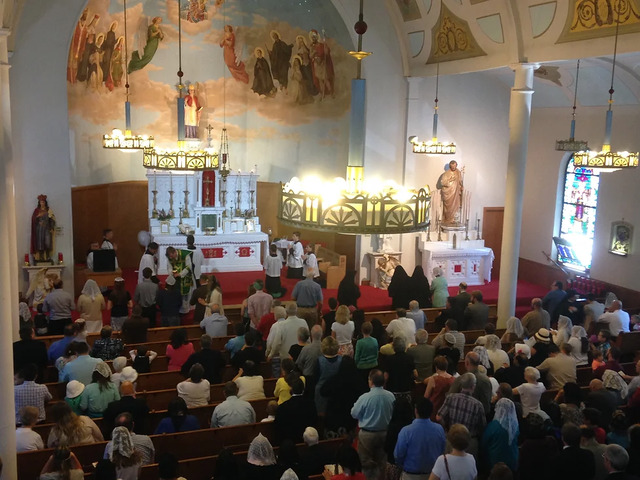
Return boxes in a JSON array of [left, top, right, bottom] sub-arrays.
[[557, 157, 600, 272]]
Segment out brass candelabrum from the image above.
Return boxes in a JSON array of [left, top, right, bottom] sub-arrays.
[[152, 190, 159, 218], [168, 190, 175, 218], [203, 177, 214, 207]]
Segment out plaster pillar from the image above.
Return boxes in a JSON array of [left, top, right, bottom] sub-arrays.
[[0, 27, 18, 480], [497, 63, 538, 328]]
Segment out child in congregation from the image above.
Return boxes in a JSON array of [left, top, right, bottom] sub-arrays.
[[129, 345, 158, 374]]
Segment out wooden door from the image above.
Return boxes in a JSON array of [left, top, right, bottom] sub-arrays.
[[482, 207, 504, 280]]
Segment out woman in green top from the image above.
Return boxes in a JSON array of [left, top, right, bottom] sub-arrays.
[[64, 380, 85, 416], [355, 321, 379, 375], [79, 362, 120, 418], [430, 267, 449, 309]]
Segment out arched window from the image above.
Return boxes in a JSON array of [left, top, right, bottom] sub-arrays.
[[557, 156, 600, 273]]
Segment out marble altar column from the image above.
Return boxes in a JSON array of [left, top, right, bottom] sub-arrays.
[[0, 27, 19, 479], [497, 63, 538, 328]]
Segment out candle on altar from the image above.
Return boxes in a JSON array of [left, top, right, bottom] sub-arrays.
[[24, 254, 30, 265], [153, 169, 157, 190], [185, 174, 188, 190], [58, 252, 63, 263]]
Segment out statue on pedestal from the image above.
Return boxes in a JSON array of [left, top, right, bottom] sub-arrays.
[[184, 84, 203, 139], [31, 194, 56, 262], [436, 160, 463, 226]]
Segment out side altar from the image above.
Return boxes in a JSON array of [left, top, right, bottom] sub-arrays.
[[418, 232, 494, 286], [145, 168, 267, 273]]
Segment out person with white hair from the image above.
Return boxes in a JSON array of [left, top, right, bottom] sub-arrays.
[[407, 300, 426, 330], [602, 443, 632, 477], [300, 426, 332, 476], [485, 335, 510, 372], [408, 329, 436, 381], [430, 267, 448, 309], [521, 298, 550, 338], [513, 367, 547, 419], [598, 300, 631, 337]]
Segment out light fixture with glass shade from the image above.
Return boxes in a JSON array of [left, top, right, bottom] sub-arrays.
[[573, 7, 638, 170], [555, 59, 589, 152], [278, 0, 431, 234], [142, 0, 217, 171], [103, 0, 154, 150], [409, 62, 456, 155]]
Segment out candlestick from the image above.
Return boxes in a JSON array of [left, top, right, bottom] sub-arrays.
[[151, 190, 158, 218], [476, 218, 481, 240], [24, 253, 30, 266], [58, 252, 63, 265], [465, 219, 470, 241], [153, 169, 157, 190], [168, 190, 175, 217], [169, 171, 173, 190]]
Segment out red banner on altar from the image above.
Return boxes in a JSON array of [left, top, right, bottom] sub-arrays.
[[202, 247, 225, 258], [236, 246, 253, 258]]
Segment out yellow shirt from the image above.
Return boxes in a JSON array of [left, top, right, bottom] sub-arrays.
[[274, 375, 306, 404]]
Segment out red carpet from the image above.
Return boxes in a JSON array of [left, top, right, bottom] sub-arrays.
[[114, 267, 547, 316]]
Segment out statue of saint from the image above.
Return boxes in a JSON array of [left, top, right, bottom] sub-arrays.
[[436, 160, 463, 226], [184, 84, 202, 139], [31, 194, 56, 262]]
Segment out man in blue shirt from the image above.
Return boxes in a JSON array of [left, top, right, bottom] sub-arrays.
[[60, 341, 102, 385], [394, 398, 446, 479], [351, 369, 396, 480], [47, 324, 75, 364], [291, 272, 323, 331]]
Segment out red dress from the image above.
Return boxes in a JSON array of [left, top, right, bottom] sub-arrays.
[[426, 374, 455, 420]]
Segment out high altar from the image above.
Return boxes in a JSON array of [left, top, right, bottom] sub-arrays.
[[146, 168, 268, 274], [418, 232, 494, 286]]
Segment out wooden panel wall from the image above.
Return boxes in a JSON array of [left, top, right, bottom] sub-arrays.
[[482, 207, 504, 279], [256, 181, 357, 271], [72, 182, 149, 269]]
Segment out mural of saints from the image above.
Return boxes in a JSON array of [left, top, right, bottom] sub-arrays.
[[68, 8, 100, 83], [252, 47, 276, 96], [267, 30, 293, 90], [309, 29, 335, 100]]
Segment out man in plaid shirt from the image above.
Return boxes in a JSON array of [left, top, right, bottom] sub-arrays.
[[436, 372, 486, 455], [14, 364, 52, 424]]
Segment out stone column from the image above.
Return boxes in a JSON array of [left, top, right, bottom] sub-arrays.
[[497, 63, 538, 328], [0, 27, 18, 480]]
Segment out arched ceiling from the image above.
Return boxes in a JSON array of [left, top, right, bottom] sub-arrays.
[[384, 0, 640, 105]]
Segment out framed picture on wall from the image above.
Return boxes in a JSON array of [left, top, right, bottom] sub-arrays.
[[609, 221, 633, 256]]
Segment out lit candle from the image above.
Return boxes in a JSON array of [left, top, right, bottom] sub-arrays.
[[58, 252, 63, 263], [24, 253, 30, 265]]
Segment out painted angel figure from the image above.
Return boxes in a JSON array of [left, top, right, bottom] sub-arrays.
[[219, 25, 249, 83], [128, 16, 164, 74]]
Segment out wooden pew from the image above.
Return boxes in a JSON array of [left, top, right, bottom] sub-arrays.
[[18, 422, 278, 480], [34, 397, 275, 445]]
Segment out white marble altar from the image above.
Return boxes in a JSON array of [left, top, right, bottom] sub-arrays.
[[145, 168, 267, 272], [419, 233, 494, 286]]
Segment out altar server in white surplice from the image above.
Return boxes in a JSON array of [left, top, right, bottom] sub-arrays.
[[286, 231, 304, 279], [303, 243, 319, 279], [137, 242, 159, 284]]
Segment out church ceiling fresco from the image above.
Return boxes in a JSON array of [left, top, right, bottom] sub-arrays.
[[66, 0, 356, 183]]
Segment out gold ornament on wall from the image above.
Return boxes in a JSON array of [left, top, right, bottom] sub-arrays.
[[557, 0, 640, 43], [427, 2, 486, 63]]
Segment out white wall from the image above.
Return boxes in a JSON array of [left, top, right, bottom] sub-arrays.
[[522, 104, 640, 290], [10, 0, 87, 293]]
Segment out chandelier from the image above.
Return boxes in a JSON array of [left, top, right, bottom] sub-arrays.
[[409, 62, 456, 155], [555, 60, 588, 152], [103, 0, 154, 150], [141, 0, 217, 171], [278, 1, 431, 234], [574, 6, 638, 170]]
